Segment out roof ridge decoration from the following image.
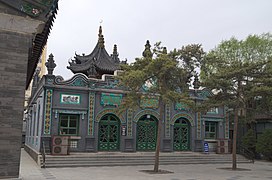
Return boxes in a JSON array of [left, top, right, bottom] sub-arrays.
[[45, 53, 56, 75], [98, 26, 105, 48], [111, 44, 120, 63], [67, 26, 120, 78], [193, 74, 200, 89], [54, 73, 97, 88], [142, 40, 153, 58], [53, 73, 124, 90]]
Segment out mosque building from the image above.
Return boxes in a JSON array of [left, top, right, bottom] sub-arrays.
[[24, 26, 229, 159]]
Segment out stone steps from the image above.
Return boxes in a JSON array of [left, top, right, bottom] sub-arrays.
[[40, 153, 252, 168]]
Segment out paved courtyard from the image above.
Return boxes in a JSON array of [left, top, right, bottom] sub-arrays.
[[20, 149, 272, 180]]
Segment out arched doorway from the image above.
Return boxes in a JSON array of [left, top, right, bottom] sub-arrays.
[[98, 114, 120, 151], [173, 117, 190, 151], [136, 115, 158, 151]]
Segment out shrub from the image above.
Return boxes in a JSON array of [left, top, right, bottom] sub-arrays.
[[241, 129, 256, 152], [256, 129, 272, 161]]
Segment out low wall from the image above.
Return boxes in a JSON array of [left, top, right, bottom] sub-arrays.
[[24, 144, 40, 163]]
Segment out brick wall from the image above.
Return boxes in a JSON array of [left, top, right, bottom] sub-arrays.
[[0, 30, 31, 179]]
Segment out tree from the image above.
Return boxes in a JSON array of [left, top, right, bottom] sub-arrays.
[[248, 55, 272, 117], [118, 41, 204, 172], [256, 129, 272, 161], [241, 129, 256, 153], [200, 33, 272, 170]]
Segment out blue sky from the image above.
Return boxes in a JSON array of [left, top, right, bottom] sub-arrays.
[[47, 0, 272, 79]]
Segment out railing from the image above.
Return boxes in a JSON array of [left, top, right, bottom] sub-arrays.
[[41, 141, 46, 168], [238, 144, 255, 163]]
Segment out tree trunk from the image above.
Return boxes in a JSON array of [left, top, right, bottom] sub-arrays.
[[154, 100, 164, 172], [232, 80, 242, 170], [232, 108, 239, 170]]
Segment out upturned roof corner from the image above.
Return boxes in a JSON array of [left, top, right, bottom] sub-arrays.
[[67, 26, 121, 78]]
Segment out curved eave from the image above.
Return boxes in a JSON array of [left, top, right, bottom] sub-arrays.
[[68, 63, 119, 73], [67, 63, 90, 72], [97, 64, 120, 72], [74, 43, 101, 63], [95, 48, 120, 71], [67, 66, 85, 72], [25, 0, 59, 89], [72, 42, 120, 72], [74, 54, 92, 64]]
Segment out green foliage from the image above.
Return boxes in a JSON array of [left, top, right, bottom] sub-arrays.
[[200, 33, 272, 113], [256, 129, 272, 160], [118, 42, 205, 109], [200, 33, 272, 169], [118, 41, 205, 172], [241, 129, 256, 152]]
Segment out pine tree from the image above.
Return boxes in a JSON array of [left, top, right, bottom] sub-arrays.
[[118, 41, 204, 172], [200, 33, 272, 170]]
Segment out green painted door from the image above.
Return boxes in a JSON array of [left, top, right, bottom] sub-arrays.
[[137, 115, 157, 151], [98, 114, 120, 151], [173, 118, 190, 151]]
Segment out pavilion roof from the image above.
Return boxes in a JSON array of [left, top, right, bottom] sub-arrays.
[[67, 26, 120, 78]]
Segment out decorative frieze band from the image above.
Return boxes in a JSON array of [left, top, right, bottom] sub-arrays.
[[140, 95, 159, 109], [165, 103, 171, 138], [88, 92, 95, 135], [225, 111, 229, 138], [101, 93, 122, 107], [44, 89, 52, 135], [197, 112, 201, 139], [127, 109, 133, 137]]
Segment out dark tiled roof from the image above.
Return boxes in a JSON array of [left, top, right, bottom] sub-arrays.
[[67, 26, 120, 77]]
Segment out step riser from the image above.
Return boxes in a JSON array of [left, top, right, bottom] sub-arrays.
[[39, 154, 252, 168], [41, 160, 251, 167], [43, 158, 246, 162], [44, 162, 251, 166], [43, 156, 243, 161], [44, 161, 251, 168], [42, 158, 248, 161]]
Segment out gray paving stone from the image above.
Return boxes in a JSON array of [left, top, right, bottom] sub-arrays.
[[20, 149, 272, 180]]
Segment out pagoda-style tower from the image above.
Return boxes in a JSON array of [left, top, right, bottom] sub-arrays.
[[67, 26, 120, 78]]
